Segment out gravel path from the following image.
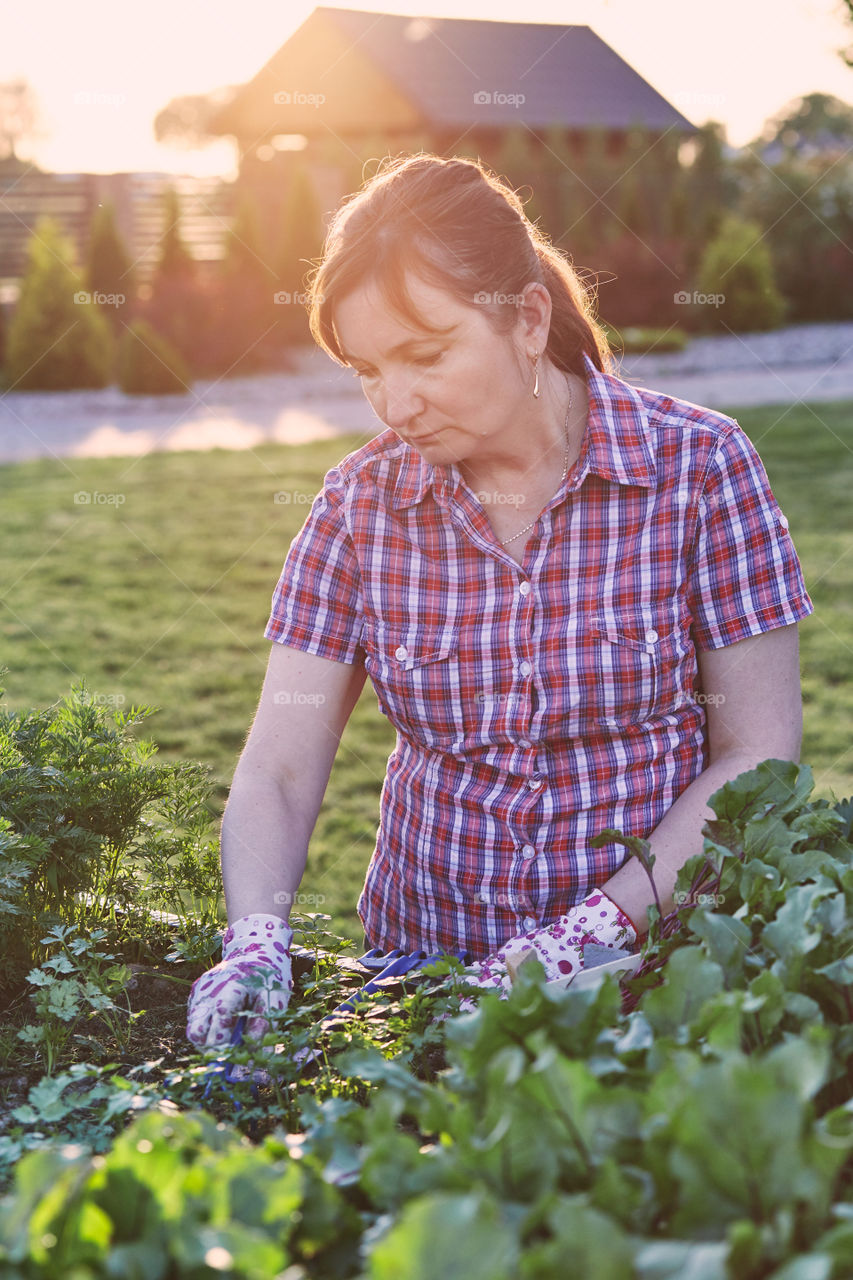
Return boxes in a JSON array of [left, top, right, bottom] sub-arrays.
[[2, 322, 852, 466]]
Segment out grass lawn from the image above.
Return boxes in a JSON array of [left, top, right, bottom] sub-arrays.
[[1, 398, 850, 943]]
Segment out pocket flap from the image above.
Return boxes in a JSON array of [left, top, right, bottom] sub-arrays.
[[362, 623, 458, 671]]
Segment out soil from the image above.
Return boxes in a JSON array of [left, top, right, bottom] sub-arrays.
[[0, 944, 449, 1139]]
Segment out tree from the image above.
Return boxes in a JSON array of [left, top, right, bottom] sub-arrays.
[[153, 87, 239, 150], [681, 122, 741, 272], [4, 218, 114, 390], [0, 80, 40, 161], [222, 193, 274, 285], [216, 192, 280, 372], [85, 202, 136, 331], [118, 319, 191, 394], [754, 92, 853, 162], [152, 186, 196, 287], [275, 166, 325, 344], [840, 0, 853, 66], [737, 149, 853, 323], [144, 187, 204, 371]]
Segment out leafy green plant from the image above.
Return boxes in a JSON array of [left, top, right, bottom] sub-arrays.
[[16, 925, 142, 1074], [0, 678, 223, 989], [0, 1064, 147, 1188], [2, 760, 853, 1278]]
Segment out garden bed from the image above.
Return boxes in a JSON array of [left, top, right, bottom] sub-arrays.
[[2, 683, 853, 1276]]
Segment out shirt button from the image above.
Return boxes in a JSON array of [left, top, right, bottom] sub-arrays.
[[779, 514, 789, 530], [644, 629, 658, 644], [518, 580, 531, 596], [522, 915, 538, 931], [394, 645, 408, 662], [527, 776, 543, 790], [521, 843, 537, 858], [518, 737, 532, 749], [519, 661, 532, 677]]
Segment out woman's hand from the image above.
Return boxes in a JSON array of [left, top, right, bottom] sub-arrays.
[[186, 914, 294, 1047], [462, 889, 638, 995]]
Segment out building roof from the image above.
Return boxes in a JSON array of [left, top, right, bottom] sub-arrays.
[[211, 6, 695, 139]]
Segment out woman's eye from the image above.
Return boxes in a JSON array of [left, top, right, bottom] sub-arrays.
[[350, 353, 442, 378]]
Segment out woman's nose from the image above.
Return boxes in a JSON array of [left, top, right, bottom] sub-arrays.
[[368, 374, 426, 433]]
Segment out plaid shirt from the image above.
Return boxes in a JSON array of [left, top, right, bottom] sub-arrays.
[[264, 355, 813, 960]]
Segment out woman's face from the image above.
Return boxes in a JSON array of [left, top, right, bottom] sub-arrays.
[[333, 272, 535, 469]]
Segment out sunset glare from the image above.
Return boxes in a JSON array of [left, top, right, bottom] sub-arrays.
[[2, 0, 852, 178]]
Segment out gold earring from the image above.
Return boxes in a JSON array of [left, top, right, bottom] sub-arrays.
[[531, 351, 540, 399]]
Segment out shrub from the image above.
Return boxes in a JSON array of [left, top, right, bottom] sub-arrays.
[[602, 322, 689, 355], [3, 217, 114, 390], [695, 214, 786, 332], [0, 679, 222, 992], [117, 318, 191, 395]]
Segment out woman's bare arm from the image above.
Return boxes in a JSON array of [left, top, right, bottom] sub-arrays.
[[220, 642, 367, 923]]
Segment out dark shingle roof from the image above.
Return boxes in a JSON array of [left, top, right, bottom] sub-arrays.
[[216, 7, 695, 135], [323, 8, 693, 130]]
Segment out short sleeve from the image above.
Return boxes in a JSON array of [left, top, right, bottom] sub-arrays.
[[264, 465, 364, 664], [687, 423, 814, 650]]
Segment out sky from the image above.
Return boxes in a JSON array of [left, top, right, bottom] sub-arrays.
[[2, 0, 852, 178]]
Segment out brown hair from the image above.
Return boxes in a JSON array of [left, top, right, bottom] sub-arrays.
[[307, 152, 614, 378]]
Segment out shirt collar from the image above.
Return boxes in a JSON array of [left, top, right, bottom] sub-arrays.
[[581, 353, 657, 489], [391, 352, 656, 510]]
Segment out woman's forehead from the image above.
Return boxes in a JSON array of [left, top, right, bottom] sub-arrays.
[[334, 272, 477, 355]]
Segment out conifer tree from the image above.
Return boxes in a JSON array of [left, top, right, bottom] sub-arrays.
[[275, 165, 325, 344], [85, 200, 135, 330], [152, 185, 196, 286], [118, 318, 191, 394], [145, 186, 204, 372], [217, 191, 279, 372], [5, 217, 113, 389]]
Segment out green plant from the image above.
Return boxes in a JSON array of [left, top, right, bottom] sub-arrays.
[[275, 163, 325, 343], [695, 213, 786, 332], [0, 679, 222, 989], [3, 216, 114, 390], [4, 760, 853, 1276], [602, 322, 689, 355], [16, 925, 141, 1073], [84, 200, 136, 334], [117, 318, 191, 394]]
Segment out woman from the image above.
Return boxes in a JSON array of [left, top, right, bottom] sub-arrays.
[[187, 153, 813, 1046]]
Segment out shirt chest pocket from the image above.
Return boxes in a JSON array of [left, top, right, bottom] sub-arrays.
[[578, 605, 693, 728], [362, 622, 463, 749]]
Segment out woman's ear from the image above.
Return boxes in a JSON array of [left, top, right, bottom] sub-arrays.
[[516, 280, 552, 352]]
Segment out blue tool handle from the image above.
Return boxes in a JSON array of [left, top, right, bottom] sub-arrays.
[[332, 948, 470, 1015], [357, 946, 412, 970]]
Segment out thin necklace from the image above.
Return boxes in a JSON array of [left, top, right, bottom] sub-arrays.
[[500, 376, 574, 546]]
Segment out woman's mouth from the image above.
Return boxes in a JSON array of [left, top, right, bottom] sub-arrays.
[[407, 426, 442, 444]]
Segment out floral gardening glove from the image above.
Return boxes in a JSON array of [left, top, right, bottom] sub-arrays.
[[461, 890, 639, 998], [186, 913, 293, 1048]]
